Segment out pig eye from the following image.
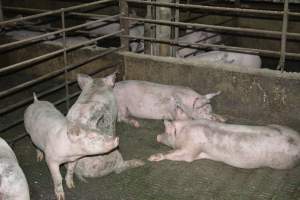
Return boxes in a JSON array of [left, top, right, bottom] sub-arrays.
[[96, 114, 105, 127]]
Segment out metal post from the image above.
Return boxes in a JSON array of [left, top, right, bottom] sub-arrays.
[[119, 0, 129, 51], [61, 9, 70, 110], [144, 0, 154, 55], [171, 0, 179, 57], [0, 0, 3, 22], [277, 0, 289, 71]]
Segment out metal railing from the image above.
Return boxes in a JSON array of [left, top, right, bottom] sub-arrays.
[[0, 0, 122, 144]]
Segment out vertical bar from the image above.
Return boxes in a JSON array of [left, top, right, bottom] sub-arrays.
[[171, 0, 179, 57], [61, 9, 70, 109], [119, 0, 129, 51], [0, 0, 3, 22], [186, 0, 191, 20], [144, 0, 153, 55], [277, 0, 289, 71]]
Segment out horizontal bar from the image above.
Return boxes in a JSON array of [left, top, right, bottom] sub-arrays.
[[0, 14, 120, 51], [0, 0, 117, 26], [125, 0, 285, 16], [0, 47, 119, 99], [0, 63, 119, 134], [121, 34, 300, 59], [0, 29, 122, 75], [0, 58, 120, 115], [122, 16, 300, 40]]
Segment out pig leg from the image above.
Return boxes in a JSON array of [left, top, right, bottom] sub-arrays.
[[148, 149, 197, 162], [118, 107, 140, 128], [36, 148, 44, 162], [114, 159, 145, 174], [65, 161, 77, 189], [46, 159, 65, 200]]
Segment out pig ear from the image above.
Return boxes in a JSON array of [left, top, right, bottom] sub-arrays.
[[77, 73, 93, 90], [102, 72, 116, 87], [204, 91, 221, 101]]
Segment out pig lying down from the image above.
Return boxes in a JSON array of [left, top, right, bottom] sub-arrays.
[[149, 119, 300, 169], [113, 80, 225, 128], [67, 74, 144, 182], [0, 137, 30, 200], [24, 94, 119, 200]]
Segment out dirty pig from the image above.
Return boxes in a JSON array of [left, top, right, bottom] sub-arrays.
[[24, 94, 119, 200], [149, 118, 300, 169], [113, 80, 225, 128], [67, 73, 144, 182]]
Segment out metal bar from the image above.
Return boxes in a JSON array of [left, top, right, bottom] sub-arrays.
[[277, 0, 289, 71], [1, 63, 119, 135], [0, 0, 116, 26], [0, 0, 3, 22], [121, 34, 300, 59], [119, 0, 130, 51], [0, 29, 122, 75], [0, 14, 120, 51], [0, 47, 119, 99], [125, 0, 285, 16], [61, 11, 70, 110], [122, 16, 300, 39]]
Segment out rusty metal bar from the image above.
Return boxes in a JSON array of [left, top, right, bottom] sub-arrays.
[[119, 0, 130, 51], [0, 47, 119, 99], [122, 16, 300, 39], [277, 0, 289, 71], [1, 63, 119, 136], [0, 29, 122, 75], [0, 14, 120, 51], [0, 0, 116, 26], [121, 34, 300, 59]]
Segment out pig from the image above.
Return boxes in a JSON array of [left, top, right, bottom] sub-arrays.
[[113, 80, 225, 128], [24, 94, 119, 200], [177, 29, 222, 58], [0, 137, 30, 200], [189, 51, 262, 69], [66, 73, 144, 183], [149, 118, 300, 170]]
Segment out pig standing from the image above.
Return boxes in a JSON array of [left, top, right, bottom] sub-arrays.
[[24, 94, 119, 200], [0, 137, 30, 200], [113, 80, 225, 128], [149, 119, 300, 169], [177, 30, 222, 58], [189, 51, 262, 69], [66, 73, 144, 183]]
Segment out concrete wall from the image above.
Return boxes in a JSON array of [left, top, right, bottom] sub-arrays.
[[121, 52, 300, 130]]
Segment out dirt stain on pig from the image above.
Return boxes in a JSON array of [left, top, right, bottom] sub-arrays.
[[287, 137, 297, 146]]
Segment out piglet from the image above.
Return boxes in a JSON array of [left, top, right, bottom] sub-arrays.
[[24, 94, 119, 200], [0, 137, 30, 200], [149, 119, 300, 170], [113, 80, 225, 128]]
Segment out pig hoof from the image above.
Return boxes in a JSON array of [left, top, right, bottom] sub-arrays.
[[148, 153, 164, 162], [36, 150, 44, 162], [130, 120, 140, 128], [66, 178, 75, 189], [55, 192, 65, 200]]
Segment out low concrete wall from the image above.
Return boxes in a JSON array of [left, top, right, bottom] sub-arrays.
[[121, 52, 300, 130]]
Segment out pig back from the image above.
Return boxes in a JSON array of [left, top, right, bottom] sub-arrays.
[[24, 101, 67, 149]]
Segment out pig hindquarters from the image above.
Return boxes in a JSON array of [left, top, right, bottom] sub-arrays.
[[149, 120, 300, 170], [0, 138, 30, 200], [24, 94, 119, 200], [67, 73, 144, 182], [113, 80, 225, 128]]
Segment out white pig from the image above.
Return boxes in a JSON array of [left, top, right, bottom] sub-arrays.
[[67, 73, 144, 183], [0, 137, 30, 200], [189, 51, 262, 69], [113, 80, 225, 128], [24, 94, 119, 200], [149, 119, 300, 170]]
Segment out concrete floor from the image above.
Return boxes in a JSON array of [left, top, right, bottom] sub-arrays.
[[11, 118, 300, 200]]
